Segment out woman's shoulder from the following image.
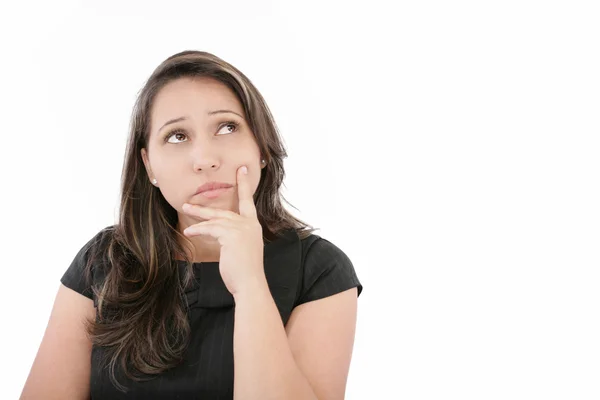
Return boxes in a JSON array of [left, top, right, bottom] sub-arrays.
[[298, 231, 349, 264], [72, 224, 117, 265], [60, 224, 117, 299], [79, 224, 118, 264], [294, 231, 363, 306]]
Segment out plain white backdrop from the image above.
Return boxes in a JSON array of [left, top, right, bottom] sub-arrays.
[[1, 0, 599, 398]]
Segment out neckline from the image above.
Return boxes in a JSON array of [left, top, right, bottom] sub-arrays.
[[172, 228, 300, 268]]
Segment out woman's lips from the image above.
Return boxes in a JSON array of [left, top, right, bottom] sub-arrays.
[[196, 186, 233, 199]]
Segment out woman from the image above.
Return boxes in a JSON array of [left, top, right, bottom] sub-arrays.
[[21, 50, 363, 399]]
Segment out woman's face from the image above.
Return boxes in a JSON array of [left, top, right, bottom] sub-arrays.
[[141, 76, 264, 217]]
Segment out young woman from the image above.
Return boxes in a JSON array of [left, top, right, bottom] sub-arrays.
[[21, 50, 363, 399]]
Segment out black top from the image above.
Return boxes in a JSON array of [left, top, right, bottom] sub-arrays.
[[60, 226, 363, 399]]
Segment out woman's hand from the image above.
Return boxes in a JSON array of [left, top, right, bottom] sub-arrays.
[[181, 165, 266, 297]]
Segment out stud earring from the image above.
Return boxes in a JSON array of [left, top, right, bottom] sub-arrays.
[[152, 178, 157, 185], [261, 159, 266, 165]]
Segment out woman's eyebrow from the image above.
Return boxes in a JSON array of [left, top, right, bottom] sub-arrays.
[[158, 116, 187, 133], [158, 110, 244, 134], [207, 109, 244, 119]]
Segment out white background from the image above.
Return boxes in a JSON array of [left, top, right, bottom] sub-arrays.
[[1, 1, 599, 399]]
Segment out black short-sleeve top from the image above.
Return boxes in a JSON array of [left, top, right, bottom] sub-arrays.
[[60, 226, 363, 399]]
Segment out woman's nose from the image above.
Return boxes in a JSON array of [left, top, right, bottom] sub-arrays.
[[193, 155, 220, 171], [192, 143, 221, 171]]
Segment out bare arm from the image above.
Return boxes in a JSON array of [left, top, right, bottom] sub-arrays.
[[285, 288, 358, 400], [232, 280, 319, 400], [20, 283, 95, 400], [232, 279, 358, 400]]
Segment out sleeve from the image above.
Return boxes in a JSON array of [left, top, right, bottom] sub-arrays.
[[60, 228, 108, 300], [296, 237, 363, 306]]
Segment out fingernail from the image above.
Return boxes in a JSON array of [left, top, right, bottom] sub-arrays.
[[241, 166, 248, 175]]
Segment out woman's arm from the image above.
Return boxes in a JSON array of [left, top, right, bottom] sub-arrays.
[[20, 284, 94, 400], [232, 280, 357, 400]]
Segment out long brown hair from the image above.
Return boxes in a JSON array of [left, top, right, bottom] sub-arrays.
[[82, 50, 315, 391]]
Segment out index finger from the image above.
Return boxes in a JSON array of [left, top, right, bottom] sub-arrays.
[[237, 165, 257, 218]]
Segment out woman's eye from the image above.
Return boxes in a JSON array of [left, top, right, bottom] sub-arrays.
[[217, 122, 239, 135], [166, 130, 188, 144]]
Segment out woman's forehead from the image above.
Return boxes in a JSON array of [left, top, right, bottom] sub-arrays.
[[150, 77, 245, 129]]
